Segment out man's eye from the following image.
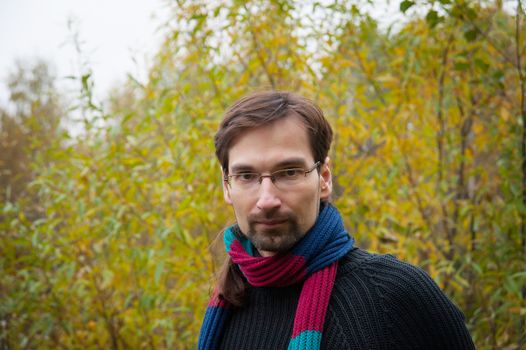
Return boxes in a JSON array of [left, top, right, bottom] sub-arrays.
[[280, 169, 303, 178], [235, 173, 258, 182]]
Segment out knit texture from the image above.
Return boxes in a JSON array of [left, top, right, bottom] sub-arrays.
[[198, 203, 354, 350], [219, 248, 476, 350]]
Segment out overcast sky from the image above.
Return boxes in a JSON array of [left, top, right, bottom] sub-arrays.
[[0, 0, 167, 105]]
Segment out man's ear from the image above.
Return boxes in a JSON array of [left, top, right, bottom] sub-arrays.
[[221, 168, 233, 204], [319, 157, 333, 201]]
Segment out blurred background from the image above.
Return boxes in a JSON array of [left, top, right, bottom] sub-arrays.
[[1, 0, 525, 349]]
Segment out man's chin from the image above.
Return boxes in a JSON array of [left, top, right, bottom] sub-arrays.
[[250, 234, 299, 254]]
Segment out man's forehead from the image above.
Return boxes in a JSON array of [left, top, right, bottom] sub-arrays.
[[225, 116, 315, 171]]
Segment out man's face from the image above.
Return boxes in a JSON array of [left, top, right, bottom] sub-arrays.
[[222, 114, 332, 256]]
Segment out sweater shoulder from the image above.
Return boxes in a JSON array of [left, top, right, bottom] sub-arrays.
[[337, 248, 448, 298], [337, 247, 423, 280], [336, 247, 464, 320], [329, 247, 475, 350]]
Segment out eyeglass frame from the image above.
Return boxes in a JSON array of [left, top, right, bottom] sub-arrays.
[[223, 161, 321, 190]]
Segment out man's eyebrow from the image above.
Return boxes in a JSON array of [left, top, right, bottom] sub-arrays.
[[229, 158, 309, 173], [273, 158, 309, 169], [229, 164, 256, 173]]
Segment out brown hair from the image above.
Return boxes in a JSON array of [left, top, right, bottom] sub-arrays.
[[214, 90, 333, 173], [213, 91, 333, 306]]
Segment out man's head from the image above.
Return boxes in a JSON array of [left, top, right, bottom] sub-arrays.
[[215, 91, 333, 256]]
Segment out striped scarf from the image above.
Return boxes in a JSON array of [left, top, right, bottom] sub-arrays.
[[198, 203, 354, 349]]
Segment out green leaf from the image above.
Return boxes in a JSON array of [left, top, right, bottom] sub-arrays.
[[351, 4, 360, 16], [474, 58, 489, 72], [81, 73, 91, 91], [464, 28, 477, 42], [465, 7, 477, 20], [454, 62, 470, 71], [400, 0, 415, 13], [154, 260, 165, 285], [425, 10, 442, 28]]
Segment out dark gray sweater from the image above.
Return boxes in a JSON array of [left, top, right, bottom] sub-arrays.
[[219, 248, 475, 349]]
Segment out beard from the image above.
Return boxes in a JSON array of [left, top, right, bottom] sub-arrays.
[[246, 211, 305, 253]]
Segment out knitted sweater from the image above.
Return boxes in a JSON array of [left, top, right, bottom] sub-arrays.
[[218, 248, 475, 349]]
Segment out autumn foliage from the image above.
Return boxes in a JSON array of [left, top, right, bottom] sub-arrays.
[[1, 1, 525, 349]]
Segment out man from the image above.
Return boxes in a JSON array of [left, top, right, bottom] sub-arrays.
[[198, 91, 475, 349]]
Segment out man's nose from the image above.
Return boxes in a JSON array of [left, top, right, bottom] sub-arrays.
[[255, 177, 281, 210]]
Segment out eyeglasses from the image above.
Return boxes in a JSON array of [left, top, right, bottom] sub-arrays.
[[225, 161, 320, 191]]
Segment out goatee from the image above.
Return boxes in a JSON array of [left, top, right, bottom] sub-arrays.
[[246, 212, 305, 253]]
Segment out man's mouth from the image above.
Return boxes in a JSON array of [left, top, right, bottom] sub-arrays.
[[253, 219, 288, 228]]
